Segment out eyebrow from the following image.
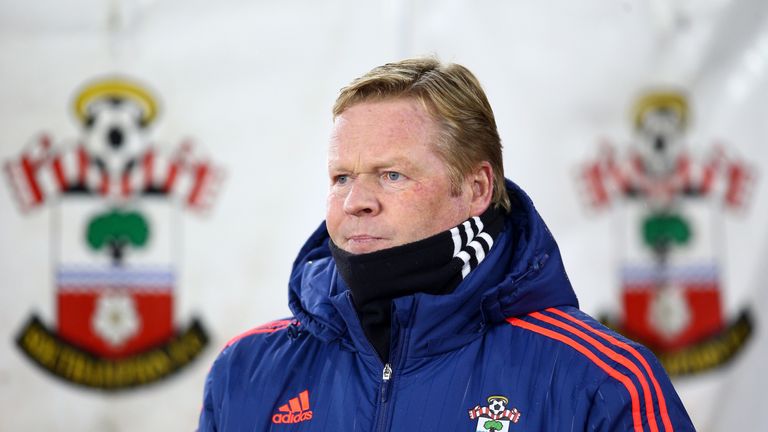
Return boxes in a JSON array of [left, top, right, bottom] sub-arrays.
[[328, 156, 417, 173]]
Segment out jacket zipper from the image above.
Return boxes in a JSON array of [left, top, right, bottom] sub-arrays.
[[373, 326, 410, 432], [380, 363, 393, 402]]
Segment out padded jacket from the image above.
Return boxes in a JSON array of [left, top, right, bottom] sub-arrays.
[[199, 180, 695, 431]]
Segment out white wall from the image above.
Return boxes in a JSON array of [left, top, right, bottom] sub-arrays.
[[1, 0, 766, 430]]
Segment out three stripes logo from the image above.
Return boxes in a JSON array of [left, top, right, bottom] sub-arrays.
[[507, 308, 673, 432], [272, 390, 313, 424]]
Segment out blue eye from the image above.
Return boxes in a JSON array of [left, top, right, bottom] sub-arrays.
[[386, 172, 402, 181], [336, 175, 349, 185]]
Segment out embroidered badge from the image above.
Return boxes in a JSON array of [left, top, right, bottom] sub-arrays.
[[578, 89, 755, 375], [5, 76, 223, 390], [468, 395, 521, 431]]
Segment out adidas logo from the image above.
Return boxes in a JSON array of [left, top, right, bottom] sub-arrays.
[[272, 390, 314, 424]]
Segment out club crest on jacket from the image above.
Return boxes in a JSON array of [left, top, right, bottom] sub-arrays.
[[468, 395, 521, 431]]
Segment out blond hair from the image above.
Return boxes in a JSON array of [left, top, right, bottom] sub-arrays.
[[333, 57, 510, 211]]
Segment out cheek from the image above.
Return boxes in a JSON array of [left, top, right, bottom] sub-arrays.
[[325, 194, 338, 219], [325, 194, 344, 234], [397, 185, 448, 220], [419, 185, 469, 226]]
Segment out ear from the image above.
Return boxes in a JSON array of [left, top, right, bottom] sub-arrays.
[[468, 161, 494, 217]]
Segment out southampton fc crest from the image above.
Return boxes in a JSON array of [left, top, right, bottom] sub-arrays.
[[4, 76, 223, 390], [468, 395, 521, 431], [578, 89, 755, 375]]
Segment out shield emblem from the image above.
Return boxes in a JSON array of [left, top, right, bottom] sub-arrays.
[[56, 196, 175, 358], [618, 200, 724, 351], [474, 418, 510, 432], [469, 395, 521, 431], [577, 89, 755, 375], [6, 76, 219, 390]]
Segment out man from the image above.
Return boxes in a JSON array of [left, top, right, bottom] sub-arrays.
[[199, 57, 695, 431]]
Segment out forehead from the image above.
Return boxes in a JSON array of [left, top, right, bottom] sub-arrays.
[[329, 98, 439, 156]]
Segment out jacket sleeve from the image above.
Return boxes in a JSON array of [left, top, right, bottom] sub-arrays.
[[198, 345, 234, 432], [586, 350, 697, 432], [197, 363, 219, 432]]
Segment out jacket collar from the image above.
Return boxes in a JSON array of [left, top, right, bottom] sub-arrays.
[[287, 179, 579, 361]]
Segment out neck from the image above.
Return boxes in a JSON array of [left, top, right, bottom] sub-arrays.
[[330, 206, 504, 361]]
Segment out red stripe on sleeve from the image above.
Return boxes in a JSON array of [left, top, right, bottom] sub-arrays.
[[506, 317, 644, 432], [546, 308, 673, 431], [531, 312, 660, 432], [223, 319, 294, 349]]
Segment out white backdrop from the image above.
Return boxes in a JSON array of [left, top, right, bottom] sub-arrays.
[[1, 0, 766, 430]]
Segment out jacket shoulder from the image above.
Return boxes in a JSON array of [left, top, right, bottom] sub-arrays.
[[502, 306, 695, 431], [200, 317, 309, 431], [210, 318, 302, 372], [502, 306, 664, 376], [223, 318, 296, 349], [204, 317, 304, 399]]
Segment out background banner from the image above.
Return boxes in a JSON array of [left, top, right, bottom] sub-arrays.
[[1, 1, 766, 430]]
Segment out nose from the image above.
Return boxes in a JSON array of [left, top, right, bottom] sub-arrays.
[[343, 177, 381, 217]]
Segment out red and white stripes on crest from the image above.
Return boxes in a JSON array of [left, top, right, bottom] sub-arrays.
[[580, 145, 753, 209], [450, 216, 494, 278], [507, 308, 674, 432], [4, 135, 221, 212], [467, 406, 521, 423]]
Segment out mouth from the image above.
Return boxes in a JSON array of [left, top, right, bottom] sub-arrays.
[[344, 235, 388, 253], [347, 235, 384, 243]]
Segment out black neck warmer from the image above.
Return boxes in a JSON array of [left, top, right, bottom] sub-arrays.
[[329, 206, 505, 361]]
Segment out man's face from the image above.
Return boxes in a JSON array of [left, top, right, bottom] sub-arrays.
[[326, 98, 473, 254]]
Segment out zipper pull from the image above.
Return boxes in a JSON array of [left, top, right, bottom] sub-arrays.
[[380, 363, 393, 403], [382, 363, 393, 382]]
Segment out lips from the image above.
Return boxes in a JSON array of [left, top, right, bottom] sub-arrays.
[[347, 235, 382, 242], [343, 235, 389, 253]]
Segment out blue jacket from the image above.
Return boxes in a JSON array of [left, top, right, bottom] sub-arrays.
[[199, 180, 695, 431]]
